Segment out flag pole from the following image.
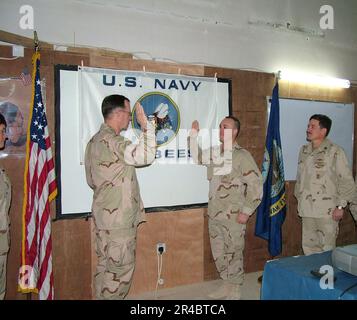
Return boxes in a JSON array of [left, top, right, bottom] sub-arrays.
[[26, 30, 39, 301], [34, 30, 39, 52]]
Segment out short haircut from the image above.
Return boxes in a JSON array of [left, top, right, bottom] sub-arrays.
[[225, 115, 241, 133], [309, 114, 332, 136], [101, 94, 130, 119], [0, 113, 7, 127]]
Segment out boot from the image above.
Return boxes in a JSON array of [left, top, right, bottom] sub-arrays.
[[207, 281, 233, 299], [225, 284, 242, 300]]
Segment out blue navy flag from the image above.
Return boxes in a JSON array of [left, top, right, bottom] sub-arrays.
[[255, 82, 286, 257]]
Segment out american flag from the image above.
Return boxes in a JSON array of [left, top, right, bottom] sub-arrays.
[[20, 67, 32, 86], [18, 51, 57, 300]]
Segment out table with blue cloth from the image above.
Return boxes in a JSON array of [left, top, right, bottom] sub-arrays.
[[261, 251, 357, 300]]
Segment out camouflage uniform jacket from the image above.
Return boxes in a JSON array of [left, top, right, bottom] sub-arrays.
[[85, 123, 156, 230], [0, 168, 11, 254], [189, 133, 263, 221], [294, 138, 355, 218]]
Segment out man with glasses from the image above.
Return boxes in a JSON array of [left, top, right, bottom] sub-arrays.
[[85, 94, 156, 299]]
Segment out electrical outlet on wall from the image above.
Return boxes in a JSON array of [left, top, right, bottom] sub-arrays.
[[156, 243, 166, 254]]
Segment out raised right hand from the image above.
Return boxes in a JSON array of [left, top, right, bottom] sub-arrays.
[[135, 102, 148, 130], [191, 120, 200, 133]]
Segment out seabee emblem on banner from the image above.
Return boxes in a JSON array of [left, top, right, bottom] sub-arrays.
[[132, 92, 180, 146]]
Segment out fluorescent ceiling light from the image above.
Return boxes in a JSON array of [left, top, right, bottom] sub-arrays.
[[280, 71, 350, 88]]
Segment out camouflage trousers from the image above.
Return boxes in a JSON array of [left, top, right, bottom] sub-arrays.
[[0, 232, 9, 300], [208, 218, 246, 286], [95, 228, 137, 300], [0, 253, 6, 300], [302, 217, 339, 255]]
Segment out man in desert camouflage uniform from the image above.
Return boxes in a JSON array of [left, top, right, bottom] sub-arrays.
[[189, 116, 263, 300], [294, 114, 356, 256], [85, 95, 155, 300], [0, 113, 11, 300]]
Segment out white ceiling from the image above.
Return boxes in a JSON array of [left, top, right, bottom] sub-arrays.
[[69, 0, 357, 50], [0, 0, 357, 80]]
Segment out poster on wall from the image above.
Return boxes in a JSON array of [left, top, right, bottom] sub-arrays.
[[0, 75, 31, 157], [0, 70, 47, 158]]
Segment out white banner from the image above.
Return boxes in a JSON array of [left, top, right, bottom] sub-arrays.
[[72, 67, 229, 209]]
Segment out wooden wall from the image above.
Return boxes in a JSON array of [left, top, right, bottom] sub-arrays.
[[0, 45, 356, 299], [0, 45, 94, 300]]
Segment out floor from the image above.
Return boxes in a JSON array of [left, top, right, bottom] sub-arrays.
[[129, 271, 263, 300]]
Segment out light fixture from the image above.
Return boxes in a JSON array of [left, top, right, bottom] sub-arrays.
[[279, 71, 350, 88]]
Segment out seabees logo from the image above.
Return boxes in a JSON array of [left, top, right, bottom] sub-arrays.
[[132, 92, 180, 147]]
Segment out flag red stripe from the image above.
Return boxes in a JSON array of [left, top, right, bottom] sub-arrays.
[[27, 144, 40, 266], [37, 219, 52, 288]]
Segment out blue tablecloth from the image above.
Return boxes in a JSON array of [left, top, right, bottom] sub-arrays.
[[261, 251, 357, 300]]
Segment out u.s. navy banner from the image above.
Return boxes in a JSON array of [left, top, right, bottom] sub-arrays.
[[78, 67, 227, 159], [57, 66, 230, 215], [255, 82, 286, 257]]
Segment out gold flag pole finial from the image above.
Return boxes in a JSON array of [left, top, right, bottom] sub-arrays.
[[34, 31, 39, 52]]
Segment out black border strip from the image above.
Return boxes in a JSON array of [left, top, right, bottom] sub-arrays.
[[54, 64, 91, 221], [217, 77, 233, 116], [54, 71, 232, 218]]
